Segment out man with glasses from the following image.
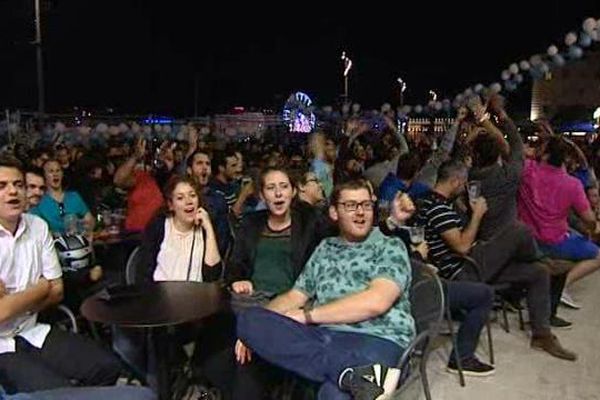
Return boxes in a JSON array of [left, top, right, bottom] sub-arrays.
[[296, 171, 325, 207], [236, 179, 414, 399]]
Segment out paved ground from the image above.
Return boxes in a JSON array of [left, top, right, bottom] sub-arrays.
[[410, 271, 600, 400]]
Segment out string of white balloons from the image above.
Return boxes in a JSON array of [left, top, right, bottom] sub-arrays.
[[387, 16, 600, 117]]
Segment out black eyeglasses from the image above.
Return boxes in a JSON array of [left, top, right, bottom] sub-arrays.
[[337, 200, 375, 212], [58, 202, 65, 217]]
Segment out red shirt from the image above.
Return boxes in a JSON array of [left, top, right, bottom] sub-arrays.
[[125, 170, 163, 232]]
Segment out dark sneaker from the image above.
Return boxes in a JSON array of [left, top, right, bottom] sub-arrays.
[[550, 315, 573, 330], [339, 364, 401, 400], [447, 356, 495, 377], [531, 334, 577, 361]]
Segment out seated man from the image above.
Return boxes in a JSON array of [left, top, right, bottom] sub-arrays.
[[416, 160, 576, 361], [381, 192, 495, 377], [237, 179, 414, 400], [519, 137, 600, 309], [0, 156, 121, 394], [24, 167, 46, 211]]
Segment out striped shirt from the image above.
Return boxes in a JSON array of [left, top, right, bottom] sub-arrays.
[[415, 192, 464, 279]]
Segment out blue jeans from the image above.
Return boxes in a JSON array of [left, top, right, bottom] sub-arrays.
[[6, 387, 156, 400], [237, 307, 403, 400], [445, 281, 494, 361]]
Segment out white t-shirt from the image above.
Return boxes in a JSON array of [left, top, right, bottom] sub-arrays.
[[154, 218, 205, 282], [0, 214, 62, 354]]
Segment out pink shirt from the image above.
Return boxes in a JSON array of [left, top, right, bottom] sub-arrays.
[[518, 159, 590, 244]]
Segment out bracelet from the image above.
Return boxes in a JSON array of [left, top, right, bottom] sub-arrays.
[[303, 307, 314, 324]]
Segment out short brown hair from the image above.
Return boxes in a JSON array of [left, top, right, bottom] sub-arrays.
[[330, 179, 373, 206], [163, 175, 204, 210], [0, 155, 24, 174]]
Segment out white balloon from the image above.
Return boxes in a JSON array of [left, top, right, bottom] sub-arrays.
[[96, 123, 108, 133], [568, 46, 583, 59], [519, 60, 531, 71], [8, 123, 18, 134], [509, 63, 519, 74], [352, 103, 361, 113], [402, 105, 412, 114], [530, 55, 542, 66], [464, 88, 474, 97], [583, 17, 597, 34], [501, 70, 510, 81], [547, 45, 559, 56], [514, 73, 524, 83], [118, 123, 129, 133], [381, 103, 391, 112], [77, 126, 91, 136], [153, 124, 162, 133], [490, 83, 502, 93], [131, 122, 141, 134], [322, 105, 333, 114], [414, 105, 423, 114], [434, 102, 443, 111], [565, 32, 578, 46], [455, 94, 464, 102], [108, 125, 119, 136], [55, 122, 66, 133], [474, 84, 484, 93], [341, 104, 350, 114]]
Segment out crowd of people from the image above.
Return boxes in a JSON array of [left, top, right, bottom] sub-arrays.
[[1, 93, 599, 399]]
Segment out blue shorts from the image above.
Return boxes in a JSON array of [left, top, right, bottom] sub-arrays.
[[539, 233, 600, 261]]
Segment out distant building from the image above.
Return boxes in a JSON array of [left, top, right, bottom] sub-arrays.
[[531, 50, 600, 121]]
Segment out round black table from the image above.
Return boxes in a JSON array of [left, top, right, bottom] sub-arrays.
[[81, 281, 230, 400]]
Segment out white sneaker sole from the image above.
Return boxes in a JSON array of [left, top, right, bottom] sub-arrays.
[[560, 298, 582, 310], [373, 364, 401, 399], [446, 366, 496, 377]]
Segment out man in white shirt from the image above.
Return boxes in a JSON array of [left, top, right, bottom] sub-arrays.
[[0, 156, 121, 394]]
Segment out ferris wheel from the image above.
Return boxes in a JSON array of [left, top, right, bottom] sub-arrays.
[[282, 91, 316, 133]]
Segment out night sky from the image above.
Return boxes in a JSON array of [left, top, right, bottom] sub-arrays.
[[1, 0, 599, 116]]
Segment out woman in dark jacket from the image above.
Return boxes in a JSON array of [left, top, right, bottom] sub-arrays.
[[213, 167, 330, 400]]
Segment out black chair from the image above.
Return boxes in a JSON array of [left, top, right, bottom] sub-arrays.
[[393, 262, 445, 400], [125, 245, 143, 285], [444, 255, 523, 388], [39, 304, 79, 333], [461, 255, 525, 335]]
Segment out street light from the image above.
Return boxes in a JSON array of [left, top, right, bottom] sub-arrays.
[[429, 90, 438, 102], [397, 77, 407, 106], [341, 51, 353, 102]]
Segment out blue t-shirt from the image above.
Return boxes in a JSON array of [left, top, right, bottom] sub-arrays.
[[294, 228, 415, 348], [30, 191, 90, 234], [310, 159, 333, 199], [379, 173, 430, 202]]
